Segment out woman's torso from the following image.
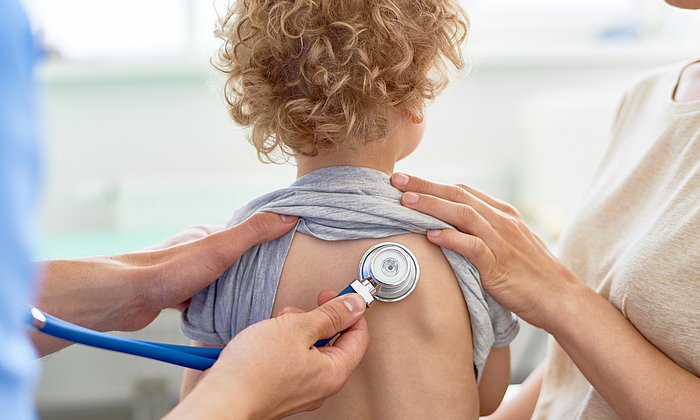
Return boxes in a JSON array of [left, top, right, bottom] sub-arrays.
[[533, 62, 700, 419]]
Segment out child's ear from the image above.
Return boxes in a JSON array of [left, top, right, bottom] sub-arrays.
[[409, 112, 424, 125], [401, 108, 424, 125]]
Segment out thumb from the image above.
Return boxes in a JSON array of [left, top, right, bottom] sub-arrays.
[[193, 212, 298, 271], [300, 294, 366, 342]]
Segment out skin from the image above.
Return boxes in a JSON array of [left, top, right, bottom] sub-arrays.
[[483, 363, 544, 420], [168, 293, 370, 419], [182, 109, 511, 418], [279, 233, 478, 420], [664, 0, 700, 8], [390, 172, 700, 419], [33, 212, 372, 419], [674, 61, 700, 103]]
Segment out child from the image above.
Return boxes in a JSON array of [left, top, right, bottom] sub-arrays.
[[182, 0, 518, 417]]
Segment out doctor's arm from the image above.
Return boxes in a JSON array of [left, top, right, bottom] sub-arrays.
[[392, 174, 700, 420], [32, 212, 297, 356]]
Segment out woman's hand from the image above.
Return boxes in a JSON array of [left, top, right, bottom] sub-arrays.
[[34, 212, 298, 355], [390, 173, 585, 330], [391, 173, 700, 419], [168, 293, 370, 420]]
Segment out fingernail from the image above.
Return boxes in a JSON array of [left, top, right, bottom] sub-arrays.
[[393, 173, 410, 187], [427, 229, 442, 238], [280, 214, 296, 223], [342, 294, 365, 313], [403, 192, 419, 205]]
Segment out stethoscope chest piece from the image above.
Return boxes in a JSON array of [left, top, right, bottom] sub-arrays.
[[359, 242, 420, 302]]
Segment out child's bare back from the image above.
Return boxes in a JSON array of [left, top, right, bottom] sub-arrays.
[[180, 0, 516, 416], [278, 233, 478, 419]]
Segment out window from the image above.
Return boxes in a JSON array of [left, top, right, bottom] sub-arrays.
[[23, 0, 221, 59], [23, 0, 700, 61]]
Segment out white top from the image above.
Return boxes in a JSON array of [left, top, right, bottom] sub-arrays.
[[533, 61, 700, 419]]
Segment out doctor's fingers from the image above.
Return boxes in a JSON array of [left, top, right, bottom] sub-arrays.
[[186, 212, 298, 272], [318, 316, 370, 393], [276, 290, 345, 317], [317, 290, 338, 306], [299, 294, 366, 343], [392, 173, 520, 217], [276, 305, 305, 316], [142, 224, 223, 250]]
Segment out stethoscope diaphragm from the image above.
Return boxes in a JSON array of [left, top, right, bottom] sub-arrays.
[[359, 242, 420, 302]]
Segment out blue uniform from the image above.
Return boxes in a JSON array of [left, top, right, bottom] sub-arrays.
[[0, 1, 43, 419]]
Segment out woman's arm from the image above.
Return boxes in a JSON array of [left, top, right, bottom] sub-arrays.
[[391, 174, 700, 419], [477, 346, 511, 416], [551, 284, 699, 419]]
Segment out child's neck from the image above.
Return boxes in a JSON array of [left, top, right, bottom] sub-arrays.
[[295, 142, 401, 179]]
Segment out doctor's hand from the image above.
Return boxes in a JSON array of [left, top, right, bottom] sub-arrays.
[[168, 293, 370, 420], [391, 173, 586, 331], [34, 212, 297, 356]]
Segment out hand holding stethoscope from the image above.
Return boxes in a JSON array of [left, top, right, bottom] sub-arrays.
[[170, 292, 369, 419], [32, 212, 371, 419]]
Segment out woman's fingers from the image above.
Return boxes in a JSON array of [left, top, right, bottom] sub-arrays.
[[426, 229, 497, 273], [392, 173, 470, 204], [392, 173, 519, 217], [401, 192, 503, 248], [454, 183, 520, 217]]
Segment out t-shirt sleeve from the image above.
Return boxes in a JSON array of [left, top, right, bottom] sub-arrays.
[[486, 292, 520, 347], [181, 275, 228, 345], [180, 207, 261, 345]]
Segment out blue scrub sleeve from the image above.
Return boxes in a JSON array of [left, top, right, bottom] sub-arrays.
[[0, 1, 43, 419]]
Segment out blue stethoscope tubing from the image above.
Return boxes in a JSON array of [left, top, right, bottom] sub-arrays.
[[27, 285, 354, 370], [28, 307, 221, 370]]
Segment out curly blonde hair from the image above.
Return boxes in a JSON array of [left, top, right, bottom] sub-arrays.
[[215, 0, 468, 162]]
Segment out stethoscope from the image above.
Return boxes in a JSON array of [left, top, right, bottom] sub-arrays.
[[27, 242, 420, 370]]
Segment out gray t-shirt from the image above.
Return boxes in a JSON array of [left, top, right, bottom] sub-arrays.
[[182, 166, 519, 378]]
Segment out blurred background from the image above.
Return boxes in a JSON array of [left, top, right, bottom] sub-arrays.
[[22, 0, 700, 418]]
